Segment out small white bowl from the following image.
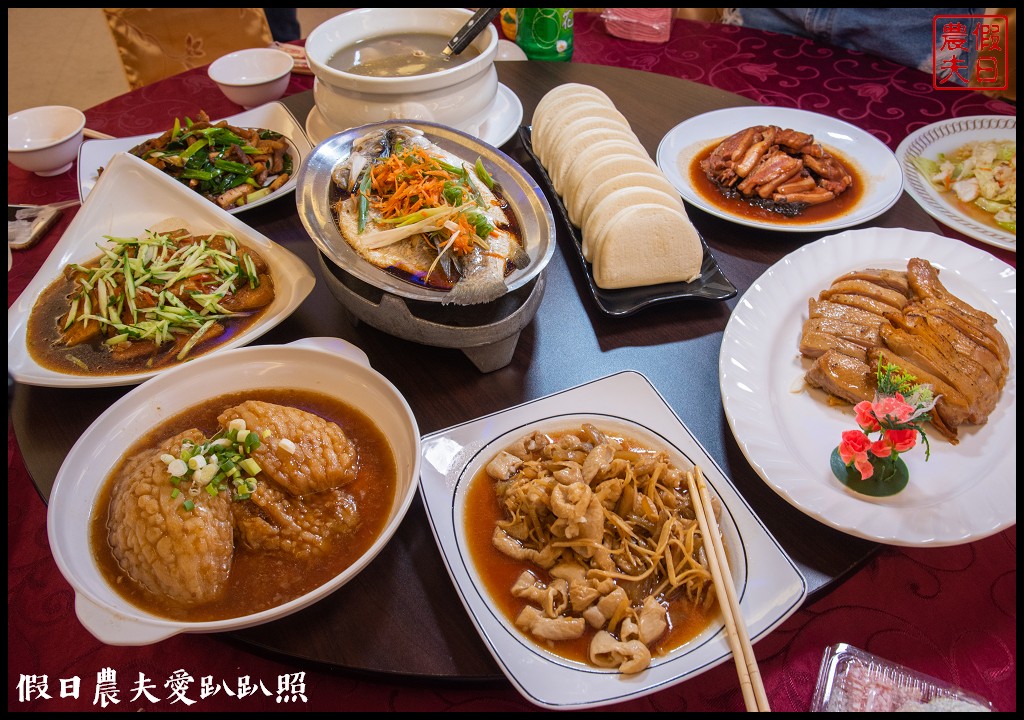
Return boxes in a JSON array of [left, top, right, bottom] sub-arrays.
[[8, 105, 86, 176], [208, 47, 294, 109]]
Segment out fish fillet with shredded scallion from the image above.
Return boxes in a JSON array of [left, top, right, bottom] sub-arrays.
[[60, 225, 273, 363]]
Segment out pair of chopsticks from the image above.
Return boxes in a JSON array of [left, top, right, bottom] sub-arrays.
[[687, 467, 771, 712], [83, 128, 115, 140]]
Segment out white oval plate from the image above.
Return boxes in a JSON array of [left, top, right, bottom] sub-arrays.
[[419, 370, 806, 710], [657, 106, 904, 232], [47, 337, 421, 645], [896, 115, 1016, 252], [8, 151, 315, 388], [76, 102, 313, 214], [304, 82, 523, 148], [720, 227, 1016, 546]]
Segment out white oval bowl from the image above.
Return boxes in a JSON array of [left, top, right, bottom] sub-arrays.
[[8, 105, 86, 176], [305, 7, 498, 130], [47, 337, 421, 645]]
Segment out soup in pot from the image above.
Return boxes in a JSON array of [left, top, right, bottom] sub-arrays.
[[327, 32, 481, 77]]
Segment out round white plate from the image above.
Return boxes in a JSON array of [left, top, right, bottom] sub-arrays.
[[76, 102, 312, 214], [305, 82, 523, 149], [419, 370, 805, 709], [656, 106, 904, 233], [720, 227, 1016, 547], [896, 115, 1016, 253]]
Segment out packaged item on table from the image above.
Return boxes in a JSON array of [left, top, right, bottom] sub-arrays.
[[600, 8, 673, 44], [810, 643, 994, 712]]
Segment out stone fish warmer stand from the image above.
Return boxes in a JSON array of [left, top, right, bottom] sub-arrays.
[[317, 254, 545, 373], [299, 121, 556, 373]]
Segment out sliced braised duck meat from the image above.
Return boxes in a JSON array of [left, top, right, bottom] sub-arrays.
[[820, 278, 910, 310], [879, 324, 998, 424], [819, 291, 905, 318], [917, 297, 1010, 374], [835, 268, 910, 296], [802, 316, 884, 349], [906, 257, 998, 326], [900, 305, 1005, 384], [801, 258, 1008, 441], [805, 350, 875, 406], [808, 298, 890, 328], [800, 329, 869, 361]]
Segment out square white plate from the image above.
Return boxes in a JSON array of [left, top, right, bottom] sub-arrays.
[[76, 102, 312, 213], [418, 370, 807, 709], [8, 151, 315, 388]]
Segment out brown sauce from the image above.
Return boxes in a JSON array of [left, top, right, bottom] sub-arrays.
[[687, 141, 866, 226], [90, 387, 398, 622], [463, 434, 720, 667], [26, 248, 272, 378]]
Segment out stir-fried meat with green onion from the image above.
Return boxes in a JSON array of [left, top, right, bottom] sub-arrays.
[[120, 110, 293, 209], [44, 224, 274, 371]]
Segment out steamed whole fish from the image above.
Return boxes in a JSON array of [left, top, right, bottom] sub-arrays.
[[330, 126, 529, 305]]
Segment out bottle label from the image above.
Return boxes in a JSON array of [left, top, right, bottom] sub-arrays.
[[515, 8, 574, 62]]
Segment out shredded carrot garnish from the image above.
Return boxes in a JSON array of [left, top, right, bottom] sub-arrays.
[[364, 145, 492, 256]]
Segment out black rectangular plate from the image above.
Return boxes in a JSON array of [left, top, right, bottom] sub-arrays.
[[518, 125, 737, 317]]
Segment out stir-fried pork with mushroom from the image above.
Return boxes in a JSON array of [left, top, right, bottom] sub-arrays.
[[118, 110, 293, 210], [485, 423, 720, 673]]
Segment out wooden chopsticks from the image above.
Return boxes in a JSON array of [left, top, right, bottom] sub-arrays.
[[687, 466, 771, 712]]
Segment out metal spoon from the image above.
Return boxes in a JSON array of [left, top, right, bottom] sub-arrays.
[[442, 8, 501, 57]]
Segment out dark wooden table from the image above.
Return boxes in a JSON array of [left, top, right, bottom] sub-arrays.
[[12, 61, 947, 678]]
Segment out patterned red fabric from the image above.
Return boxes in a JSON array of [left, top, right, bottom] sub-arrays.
[[8, 17, 1016, 712]]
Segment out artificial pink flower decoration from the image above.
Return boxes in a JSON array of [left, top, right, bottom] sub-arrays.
[[834, 361, 935, 485], [873, 393, 914, 424], [884, 428, 918, 453], [854, 401, 880, 432], [839, 430, 875, 479]]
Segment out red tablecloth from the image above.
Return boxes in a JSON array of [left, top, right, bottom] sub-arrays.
[[8, 14, 1016, 712]]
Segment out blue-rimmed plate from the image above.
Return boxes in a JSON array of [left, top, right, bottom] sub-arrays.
[[896, 115, 1015, 252]]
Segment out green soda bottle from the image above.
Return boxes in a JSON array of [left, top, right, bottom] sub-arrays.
[[515, 8, 574, 62]]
